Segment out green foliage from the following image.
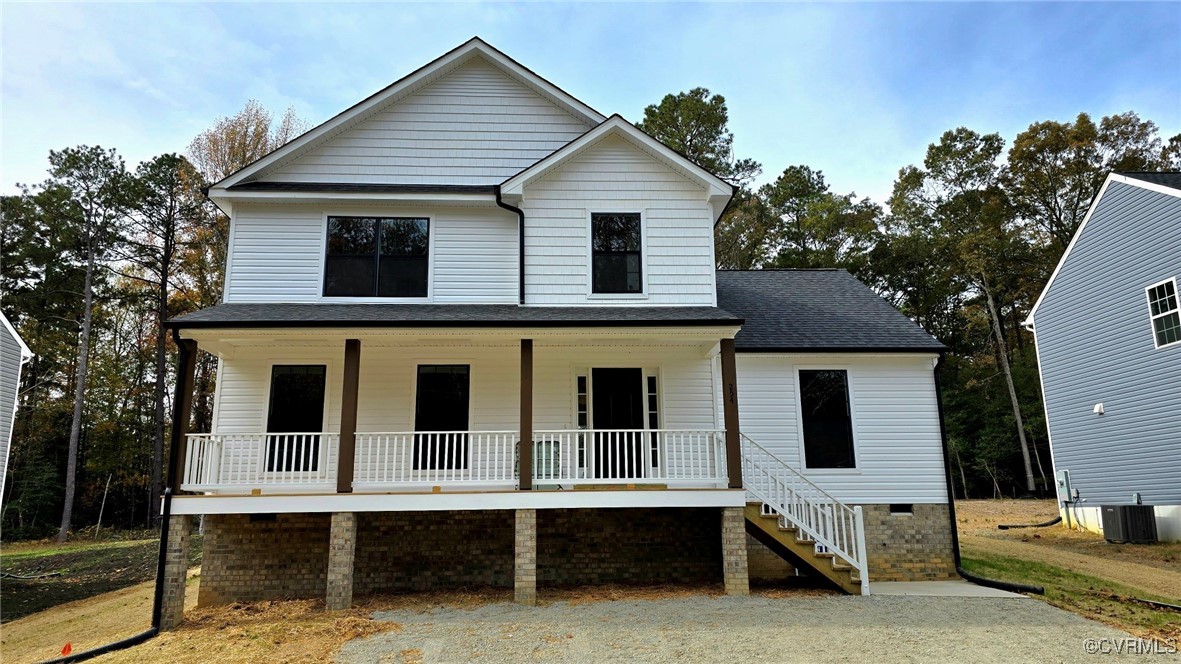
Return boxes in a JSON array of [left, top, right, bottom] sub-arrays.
[[637, 87, 761, 185]]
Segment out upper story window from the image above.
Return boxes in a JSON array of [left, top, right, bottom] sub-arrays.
[[1146, 278, 1180, 348], [591, 213, 642, 294], [324, 216, 429, 297], [798, 369, 856, 469]]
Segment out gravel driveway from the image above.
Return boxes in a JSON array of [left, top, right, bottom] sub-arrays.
[[337, 594, 1133, 663]]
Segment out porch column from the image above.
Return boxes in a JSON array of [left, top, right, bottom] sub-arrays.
[[167, 338, 198, 492], [326, 512, 357, 610], [514, 508, 537, 605], [159, 513, 192, 629], [519, 339, 533, 491], [337, 339, 361, 494], [721, 506, 750, 595], [720, 338, 743, 489]]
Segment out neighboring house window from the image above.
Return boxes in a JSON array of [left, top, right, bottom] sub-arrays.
[[798, 369, 856, 469], [265, 365, 326, 472], [324, 216, 429, 297], [591, 213, 642, 294], [1146, 278, 1181, 348]]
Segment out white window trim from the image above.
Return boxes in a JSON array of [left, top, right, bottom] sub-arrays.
[[1145, 277, 1181, 349], [318, 211, 436, 303], [792, 366, 862, 474], [585, 209, 650, 301]]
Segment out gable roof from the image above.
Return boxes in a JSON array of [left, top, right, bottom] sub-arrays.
[[715, 270, 946, 352], [0, 312, 33, 360], [210, 38, 606, 191], [1119, 171, 1181, 191], [1026, 172, 1181, 324], [499, 115, 736, 213]]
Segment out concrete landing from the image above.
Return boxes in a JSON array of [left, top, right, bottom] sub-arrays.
[[870, 580, 1026, 598]]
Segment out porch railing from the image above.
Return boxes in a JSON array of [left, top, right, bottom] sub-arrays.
[[531, 429, 727, 486], [352, 431, 518, 488], [181, 429, 727, 492], [181, 433, 340, 491]]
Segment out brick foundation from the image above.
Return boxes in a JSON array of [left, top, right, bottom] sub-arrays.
[[515, 509, 537, 605], [746, 535, 795, 581], [860, 503, 957, 581], [536, 507, 723, 586], [160, 514, 192, 629], [720, 507, 749, 595], [199, 513, 331, 606], [198, 507, 737, 605], [326, 512, 356, 610]]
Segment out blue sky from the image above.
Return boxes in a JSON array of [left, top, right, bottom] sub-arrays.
[[2, 2, 1179, 202]]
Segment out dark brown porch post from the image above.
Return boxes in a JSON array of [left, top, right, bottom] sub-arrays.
[[337, 339, 361, 493], [720, 338, 743, 489], [519, 339, 533, 490], [167, 338, 198, 492]]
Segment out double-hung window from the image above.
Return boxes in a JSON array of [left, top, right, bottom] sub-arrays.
[[324, 216, 429, 297], [591, 213, 642, 294], [1147, 278, 1181, 348]]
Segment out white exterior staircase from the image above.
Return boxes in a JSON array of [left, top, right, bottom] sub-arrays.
[[740, 434, 870, 595]]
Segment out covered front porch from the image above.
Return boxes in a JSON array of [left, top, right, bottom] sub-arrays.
[[167, 320, 746, 506]]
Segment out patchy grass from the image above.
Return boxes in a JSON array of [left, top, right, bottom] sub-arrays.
[[0, 535, 202, 621], [962, 552, 1180, 643]]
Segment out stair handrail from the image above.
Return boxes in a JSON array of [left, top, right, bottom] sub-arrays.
[[740, 433, 868, 593]]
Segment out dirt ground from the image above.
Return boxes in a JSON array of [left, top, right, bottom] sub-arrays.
[[0, 536, 203, 621], [956, 499, 1181, 600]]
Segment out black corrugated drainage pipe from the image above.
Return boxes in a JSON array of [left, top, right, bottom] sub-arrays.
[[41, 332, 196, 663], [934, 353, 1045, 596], [37, 488, 174, 663], [494, 184, 526, 305]]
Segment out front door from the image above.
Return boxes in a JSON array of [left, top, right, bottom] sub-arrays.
[[414, 365, 470, 470], [591, 368, 645, 479], [265, 365, 326, 472]]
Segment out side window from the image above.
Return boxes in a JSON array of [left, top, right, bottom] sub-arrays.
[[591, 213, 642, 294], [798, 369, 856, 469], [324, 216, 428, 297], [1146, 278, 1180, 348]]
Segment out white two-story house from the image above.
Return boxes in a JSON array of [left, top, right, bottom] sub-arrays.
[[158, 38, 954, 628]]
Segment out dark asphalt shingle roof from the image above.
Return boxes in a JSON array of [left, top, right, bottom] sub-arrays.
[[715, 269, 946, 352], [166, 303, 741, 328], [1120, 172, 1181, 191]]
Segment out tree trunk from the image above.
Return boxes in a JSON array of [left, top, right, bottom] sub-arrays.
[[982, 277, 1037, 494], [58, 243, 95, 543], [150, 263, 168, 529]]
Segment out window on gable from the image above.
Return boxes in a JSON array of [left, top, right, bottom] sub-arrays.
[[591, 213, 642, 294], [1147, 278, 1181, 348], [324, 216, 428, 297], [798, 369, 856, 469]]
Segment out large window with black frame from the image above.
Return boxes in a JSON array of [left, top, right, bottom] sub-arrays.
[[265, 365, 327, 472], [798, 369, 856, 469], [591, 212, 642, 294], [323, 216, 429, 297]]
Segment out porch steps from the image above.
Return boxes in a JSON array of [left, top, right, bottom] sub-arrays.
[[744, 503, 863, 594]]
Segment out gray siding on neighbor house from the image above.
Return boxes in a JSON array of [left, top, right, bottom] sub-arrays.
[[1, 321, 25, 489], [1034, 181, 1181, 506]]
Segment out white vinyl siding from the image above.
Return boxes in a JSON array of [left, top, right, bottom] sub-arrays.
[[260, 58, 592, 186], [735, 353, 947, 504], [521, 135, 717, 306], [212, 343, 717, 436], [224, 203, 518, 304]]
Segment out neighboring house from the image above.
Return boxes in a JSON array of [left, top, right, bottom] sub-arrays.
[[1, 311, 33, 498], [1026, 172, 1181, 542], [157, 38, 955, 627]]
